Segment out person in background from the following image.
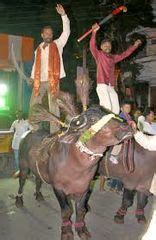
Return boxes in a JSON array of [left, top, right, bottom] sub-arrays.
[[90, 23, 142, 114], [10, 111, 33, 173], [132, 108, 142, 123], [138, 108, 156, 135], [119, 101, 136, 129], [142, 109, 156, 135], [29, 4, 70, 133]]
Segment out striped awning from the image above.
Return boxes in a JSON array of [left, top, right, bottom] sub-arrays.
[[0, 33, 34, 70]]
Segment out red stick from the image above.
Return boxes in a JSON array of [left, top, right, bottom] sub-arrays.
[[77, 5, 127, 42]]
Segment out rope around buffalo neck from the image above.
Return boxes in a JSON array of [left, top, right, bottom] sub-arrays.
[[76, 113, 115, 159], [75, 140, 103, 160]]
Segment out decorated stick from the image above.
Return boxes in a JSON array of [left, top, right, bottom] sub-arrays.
[[29, 104, 67, 127], [77, 5, 127, 42]]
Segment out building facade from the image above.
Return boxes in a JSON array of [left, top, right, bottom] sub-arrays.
[[135, 27, 156, 109]]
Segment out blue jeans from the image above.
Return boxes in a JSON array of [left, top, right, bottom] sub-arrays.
[[13, 149, 19, 170]]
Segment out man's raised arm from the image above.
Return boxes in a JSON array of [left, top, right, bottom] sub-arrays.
[[90, 23, 100, 60], [114, 39, 142, 63], [54, 4, 70, 47]]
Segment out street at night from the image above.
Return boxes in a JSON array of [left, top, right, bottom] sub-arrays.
[[0, 1, 156, 240], [0, 178, 155, 240]]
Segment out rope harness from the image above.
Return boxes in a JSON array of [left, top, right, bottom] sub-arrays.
[[35, 160, 48, 184], [75, 113, 116, 160], [75, 141, 103, 160], [122, 139, 134, 173], [35, 139, 56, 184]]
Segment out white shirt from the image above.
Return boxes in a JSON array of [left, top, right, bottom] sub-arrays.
[[31, 14, 70, 81], [137, 115, 156, 135], [10, 119, 33, 150], [143, 121, 156, 135], [137, 115, 145, 131], [134, 131, 156, 151]]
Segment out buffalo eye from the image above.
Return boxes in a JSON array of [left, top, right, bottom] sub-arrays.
[[76, 120, 80, 125]]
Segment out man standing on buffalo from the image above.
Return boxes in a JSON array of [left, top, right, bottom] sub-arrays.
[[90, 23, 142, 114], [29, 4, 70, 133]]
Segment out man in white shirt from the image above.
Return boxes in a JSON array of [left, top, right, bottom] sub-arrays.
[[138, 109, 156, 135], [10, 111, 33, 170], [135, 109, 156, 151], [135, 131, 156, 151], [29, 4, 70, 133]]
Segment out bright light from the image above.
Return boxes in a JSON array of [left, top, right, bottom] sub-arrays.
[[0, 84, 8, 96], [0, 97, 6, 108]]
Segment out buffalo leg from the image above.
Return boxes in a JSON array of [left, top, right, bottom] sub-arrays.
[[35, 176, 44, 201], [114, 188, 136, 224], [135, 192, 148, 224], [75, 189, 92, 239], [53, 188, 74, 240], [15, 168, 29, 208]]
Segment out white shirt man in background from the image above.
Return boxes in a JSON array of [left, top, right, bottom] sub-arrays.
[[137, 109, 156, 135], [10, 111, 33, 171], [135, 108, 156, 151]]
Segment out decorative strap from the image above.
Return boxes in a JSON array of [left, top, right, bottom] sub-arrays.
[[135, 209, 144, 216], [76, 140, 103, 160], [75, 221, 85, 229], [90, 113, 115, 133], [62, 220, 72, 227], [122, 139, 134, 173], [79, 113, 115, 144], [75, 113, 119, 159], [116, 207, 127, 216]]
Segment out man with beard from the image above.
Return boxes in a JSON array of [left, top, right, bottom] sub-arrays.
[[29, 4, 70, 133], [90, 23, 142, 114]]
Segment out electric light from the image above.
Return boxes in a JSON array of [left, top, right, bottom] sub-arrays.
[[0, 97, 5, 108], [0, 84, 8, 96]]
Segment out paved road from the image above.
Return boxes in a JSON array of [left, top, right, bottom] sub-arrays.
[[0, 177, 155, 240]]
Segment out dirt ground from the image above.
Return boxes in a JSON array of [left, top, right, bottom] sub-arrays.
[[0, 177, 155, 240]]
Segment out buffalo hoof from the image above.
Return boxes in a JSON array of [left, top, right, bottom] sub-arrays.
[[35, 192, 44, 201], [61, 226, 74, 240], [15, 196, 24, 208], [114, 214, 124, 224], [136, 215, 147, 224], [76, 226, 91, 240]]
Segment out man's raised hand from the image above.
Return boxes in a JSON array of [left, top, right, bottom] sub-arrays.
[[56, 4, 66, 16], [92, 23, 100, 33], [134, 39, 142, 48]]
